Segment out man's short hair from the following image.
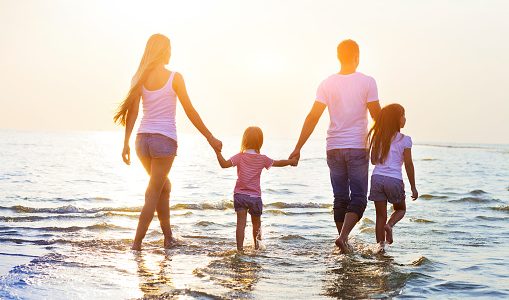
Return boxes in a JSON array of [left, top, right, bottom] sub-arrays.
[[337, 39, 359, 64]]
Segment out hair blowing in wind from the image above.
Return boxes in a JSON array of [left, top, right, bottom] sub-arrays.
[[368, 103, 405, 164], [113, 34, 171, 126]]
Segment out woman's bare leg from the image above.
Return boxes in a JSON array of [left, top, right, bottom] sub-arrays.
[[156, 179, 173, 248], [132, 156, 175, 250]]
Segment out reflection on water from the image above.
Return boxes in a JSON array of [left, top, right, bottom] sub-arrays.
[[195, 252, 261, 294], [134, 252, 174, 297], [323, 253, 407, 299]]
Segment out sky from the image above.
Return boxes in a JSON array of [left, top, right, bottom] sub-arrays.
[[0, 0, 508, 144]]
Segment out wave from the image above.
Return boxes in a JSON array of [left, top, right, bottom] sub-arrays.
[[469, 189, 487, 195], [409, 218, 435, 223], [0, 200, 333, 215], [0, 222, 127, 233], [490, 205, 509, 212], [420, 194, 448, 200], [475, 215, 507, 221], [0, 201, 235, 214], [265, 202, 331, 209], [265, 209, 288, 215], [411, 256, 432, 266], [280, 234, 306, 241], [171, 201, 234, 210], [449, 197, 500, 203], [0, 205, 141, 214], [195, 221, 216, 227], [265, 188, 295, 195]]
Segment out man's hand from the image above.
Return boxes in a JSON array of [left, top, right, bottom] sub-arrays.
[[288, 148, 301, 166]]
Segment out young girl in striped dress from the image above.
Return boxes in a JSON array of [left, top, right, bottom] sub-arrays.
[[215, 126, 297, 252]]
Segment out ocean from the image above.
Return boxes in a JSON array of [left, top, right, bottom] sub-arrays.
[[0, 130, 508, 299]]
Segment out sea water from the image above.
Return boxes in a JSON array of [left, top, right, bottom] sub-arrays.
[[0, 130, 508, 299]]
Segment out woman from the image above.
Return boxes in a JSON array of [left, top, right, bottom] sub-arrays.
[[114, 34, 222, 250]]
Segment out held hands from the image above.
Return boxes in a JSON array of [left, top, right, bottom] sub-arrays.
[[288, 148, 301, 166], [411, 186, 418, 200], [122, 145, 131, 165], [207, 135, 223, 153], [288, 157, 299, 167]]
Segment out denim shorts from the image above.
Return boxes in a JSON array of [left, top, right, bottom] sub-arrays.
[[326, 148, 369, 222], [369, 174, 405, 204], [135, 133, 177, 158], [233, 193, 263, 216]]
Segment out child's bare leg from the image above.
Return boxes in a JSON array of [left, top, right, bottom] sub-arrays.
[[251, 215, 262, 250], [374, 201, 388, 244], [385, 200, 406, 244], [236, 210, 248, 252]]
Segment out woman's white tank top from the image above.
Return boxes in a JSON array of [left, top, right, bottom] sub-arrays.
[[137, 72, 178, 141]]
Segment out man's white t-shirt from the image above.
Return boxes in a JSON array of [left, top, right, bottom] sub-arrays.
[[316, 72, 378, 150], [372, 133, 412, 180]]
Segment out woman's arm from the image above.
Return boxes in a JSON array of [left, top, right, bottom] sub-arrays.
[[173, 72, 222, 152], [403, 148, 418, 200], [122, 95, 141, 165]]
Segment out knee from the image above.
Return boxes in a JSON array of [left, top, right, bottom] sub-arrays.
[[161, 179, 171, 195]]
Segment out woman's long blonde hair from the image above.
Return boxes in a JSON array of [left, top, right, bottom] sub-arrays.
[[113, 34, 171, 125]]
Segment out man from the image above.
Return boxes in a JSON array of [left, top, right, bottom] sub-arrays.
[[289, 39, 381, 253]]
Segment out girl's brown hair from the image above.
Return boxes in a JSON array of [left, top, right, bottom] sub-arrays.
[[113, 34, 171, 125], [241, 127, 264, 153], [368, 103, 405, 164]]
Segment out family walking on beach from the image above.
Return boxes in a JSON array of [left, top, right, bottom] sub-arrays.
[[114, 34, 418, 254]]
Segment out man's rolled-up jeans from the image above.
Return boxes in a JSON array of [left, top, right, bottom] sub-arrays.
[[326, 148, 369, 223]]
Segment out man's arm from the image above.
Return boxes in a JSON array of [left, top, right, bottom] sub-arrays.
[[289, 101, 326, 161], [367, 100, 381, 120]]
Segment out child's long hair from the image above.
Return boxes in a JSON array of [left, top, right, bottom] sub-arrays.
[[241, 127, 264, 154], [113, 34, 171, 126], [368, 103, 405, 164]]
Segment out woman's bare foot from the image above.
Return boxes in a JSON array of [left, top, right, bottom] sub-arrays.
[[335, 238, 350, 254], [163, 236, 177, 249], [384, 224, 393, 244], [376, 241, 386, 254]]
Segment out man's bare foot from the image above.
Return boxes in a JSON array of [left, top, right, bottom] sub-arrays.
[[384, 224, 393, 244], [131, 243, 142, 251], [335, 238, 350, 254]]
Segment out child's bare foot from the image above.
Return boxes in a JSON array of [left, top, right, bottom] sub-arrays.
[[335, 238, 350, 254], [384, 224, 393, 244], [131, 242, 142, 251], [376, 241, 386, 254]]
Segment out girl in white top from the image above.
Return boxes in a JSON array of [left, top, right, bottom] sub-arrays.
[[367, 103, 418, 252], [114, 34, 222, 251]]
